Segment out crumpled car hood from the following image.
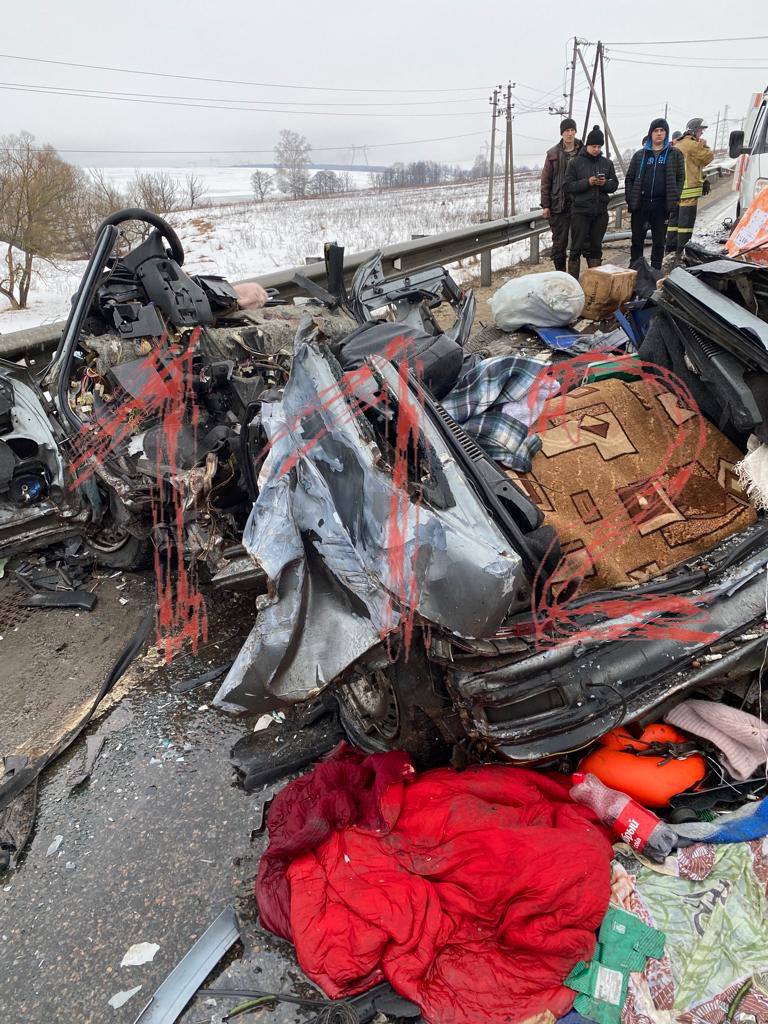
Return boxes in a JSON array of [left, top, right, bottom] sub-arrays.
[[214, 325, 527, 713]]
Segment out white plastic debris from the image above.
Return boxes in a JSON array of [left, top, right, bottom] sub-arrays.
[[253, 714, 274, 733], [46, 835, 63, 857], [488, 271, 585, 332], [108, 985, 142, 1009], [121, 942, 160, 967]]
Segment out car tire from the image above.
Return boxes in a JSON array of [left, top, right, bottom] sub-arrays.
[[83, 527, 152, 571], [336, 639, 451, 767]]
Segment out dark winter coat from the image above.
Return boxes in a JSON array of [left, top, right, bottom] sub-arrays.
[[564, 150, 619, 215], [540, 139, 583, 214], [625, 123, 684, 213]]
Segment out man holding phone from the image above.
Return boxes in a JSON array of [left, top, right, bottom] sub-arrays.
[[564, 125, 619, 279]]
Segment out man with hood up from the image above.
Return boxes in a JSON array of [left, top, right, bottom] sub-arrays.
[[540, 117, 583, 272], [665, 116, 713, 259], [624, 117, 684, 269], [564, 125, 619, 278]]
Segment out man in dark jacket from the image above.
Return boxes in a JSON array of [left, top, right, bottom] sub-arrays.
[[540, 118, 583, 272], [624, 117, 684, 269], [564, 125, 619, 278]]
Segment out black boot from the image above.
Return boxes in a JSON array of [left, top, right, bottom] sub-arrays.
[[567, 257, 581, 280], [586, 258, 602, 268]]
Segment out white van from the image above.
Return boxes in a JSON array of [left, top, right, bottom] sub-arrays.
[[730, 89, 768, 218]]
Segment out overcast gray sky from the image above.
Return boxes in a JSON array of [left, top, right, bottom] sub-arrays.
[[2, 0, 767, 168]]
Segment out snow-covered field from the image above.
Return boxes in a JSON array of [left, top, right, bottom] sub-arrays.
[[0, 175, 540, 332], [93, 165, 375, 204]]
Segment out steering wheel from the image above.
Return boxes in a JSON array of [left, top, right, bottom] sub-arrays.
[[95, 207, 185, 265]]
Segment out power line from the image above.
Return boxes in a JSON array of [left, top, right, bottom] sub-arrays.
[[608, 56, 768, 70], [42, 130, 493, 156], [605, 34, 768, 45], [607, 46, 768, 63], [0, 82, 487, 117], [0, 52, 491, 94], [0, 79, 489, 108]]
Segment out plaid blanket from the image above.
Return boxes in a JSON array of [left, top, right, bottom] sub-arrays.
[[441, 355, 554, 470]]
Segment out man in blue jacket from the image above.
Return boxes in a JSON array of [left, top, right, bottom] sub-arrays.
[[564, 125, 619, 279], [624, 117, 684, 270]]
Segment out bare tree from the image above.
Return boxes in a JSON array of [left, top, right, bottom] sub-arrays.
[[308, 170, 342, 196], [68, 168, 128, 257], [128, 170, 180, 216], [184, 173, 207, 208], [336, 171, 354, 192], [250, 169, 273, 202], [0, 132, 81, 309], [274, 130, 311, 199]]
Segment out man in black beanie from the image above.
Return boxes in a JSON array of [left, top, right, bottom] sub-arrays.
[[564, 125, 619, 278], [624, 117, 684, 270], [540, 117, 583, 272]]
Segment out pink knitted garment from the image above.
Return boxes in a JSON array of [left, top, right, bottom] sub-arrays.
[[665, 699, 768, 781]]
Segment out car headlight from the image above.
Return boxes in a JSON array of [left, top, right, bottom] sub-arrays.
[[753, 178, 768, 199]]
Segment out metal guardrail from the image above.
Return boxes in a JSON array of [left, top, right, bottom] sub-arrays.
[[0, 164, 732, 363]]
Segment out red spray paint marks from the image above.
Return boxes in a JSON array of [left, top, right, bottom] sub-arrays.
[[69, 329, 208, 661]]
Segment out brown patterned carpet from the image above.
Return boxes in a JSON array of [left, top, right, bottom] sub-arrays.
[[507, 376, 757, 595]]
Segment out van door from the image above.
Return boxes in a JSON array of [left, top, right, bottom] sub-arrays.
[[738, 96, 768, 214]]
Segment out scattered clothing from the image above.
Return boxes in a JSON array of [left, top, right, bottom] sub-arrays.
[[566, 906, 665, 1024], [256, 743, 614, 1024], [441, 354, 558, 470], [611, 842, 768, 1024], [665, 699, 768, 781], [506, 376, 756, 596], [670, 796, 768, 846]]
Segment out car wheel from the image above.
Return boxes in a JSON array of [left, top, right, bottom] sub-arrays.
[[336, 643, 451, 767], [84, 523, 151, 570]]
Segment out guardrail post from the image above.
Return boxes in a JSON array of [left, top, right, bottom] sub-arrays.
[[529, 233, 540, 264], [480, 250, 492, 288], [614, 207, 623, 229]]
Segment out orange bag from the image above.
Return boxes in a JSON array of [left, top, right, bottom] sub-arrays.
[[725, 185, 768, 263], [578, 724, 706, 808]]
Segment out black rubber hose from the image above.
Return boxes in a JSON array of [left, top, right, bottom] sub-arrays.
[[239, 401, 262, 502], [95, 207, 185, 265]]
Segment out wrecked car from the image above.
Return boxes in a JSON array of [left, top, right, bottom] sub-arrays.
[[5, 208, 767, 767], [213, 245, 768, 765], [0, 209, 297, 578]]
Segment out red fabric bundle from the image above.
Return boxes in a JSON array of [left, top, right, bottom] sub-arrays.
[[256, 743, 612, 1024]]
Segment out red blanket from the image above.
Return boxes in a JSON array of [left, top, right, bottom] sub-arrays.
[[256, 744, 612, 1024]]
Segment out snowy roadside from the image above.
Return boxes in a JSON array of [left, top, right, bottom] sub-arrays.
[[1, 176, 538, 333]]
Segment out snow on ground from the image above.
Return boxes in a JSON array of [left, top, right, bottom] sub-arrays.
[[93, 165, 374, 204], [0, 175, 540, 332]]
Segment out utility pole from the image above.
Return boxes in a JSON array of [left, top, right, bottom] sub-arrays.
[[482, 86, 502, 287], [503, 82, 515, 217], [487, 86, 500, 220], [713, 110, 721, 153], [582, 45, 601, 142], [568, 38, 578, 118], [664, 101, 668, 120], [721, 104, 729, 152], [575, 43, 626, 174], [599, 43, 610, 159]]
